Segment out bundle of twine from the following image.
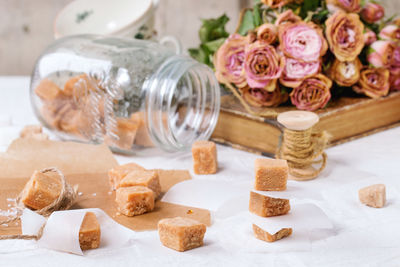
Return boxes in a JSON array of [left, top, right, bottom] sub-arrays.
[[276, 127, 330, 181], [0, 167, 78, 240]]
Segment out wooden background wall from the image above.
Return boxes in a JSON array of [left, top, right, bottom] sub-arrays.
[[0, 0, 397, 75]]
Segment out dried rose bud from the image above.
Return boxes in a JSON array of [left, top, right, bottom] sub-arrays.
[[290, 74, 332, 111], [243, 41, 284, 89], [279, 22, 327, 62], [328, 58, 362, 87], [379, 25, 400, 43], [353, 67, 390, 98], [325, 11, 365, 62], [280, 58, 321, 88], [261, 0, 291, 9], [214, 34, 248, 87], [275, 10, 302, 26], [368, 40, 400, 69], [364, 28, 377, 46], [240, 84, 288, 107], [257, 23, 278, 44], [361, 3, 385, 24]]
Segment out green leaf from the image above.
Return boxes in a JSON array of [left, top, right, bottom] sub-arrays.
[[311, 9, 329, 24], [199, 14, 230, 43], [203, 38, 226, 53], [253, 4, 262, 27], [238, 10, 255, 36], [300, 0, 320, 19], [188, 48, 209, 65]]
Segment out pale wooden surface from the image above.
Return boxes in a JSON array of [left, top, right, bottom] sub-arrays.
[[0, 0, 397, 75]]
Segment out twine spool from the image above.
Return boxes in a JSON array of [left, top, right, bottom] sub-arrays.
[[276, 111, 329, 181], [0, 167, 78, 240]]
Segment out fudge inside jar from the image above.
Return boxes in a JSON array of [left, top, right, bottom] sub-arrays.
[[32, 72, 155, 153]]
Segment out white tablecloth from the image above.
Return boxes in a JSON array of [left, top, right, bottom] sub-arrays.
[[0, 76, 399, 267]]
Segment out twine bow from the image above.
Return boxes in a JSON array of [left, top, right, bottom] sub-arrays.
[[0, 167, 78, 240]]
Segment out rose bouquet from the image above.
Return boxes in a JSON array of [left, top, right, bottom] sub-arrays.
[[189, 0, 398, 111]]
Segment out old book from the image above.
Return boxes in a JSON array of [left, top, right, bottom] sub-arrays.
[[211, 92, 400, 155]]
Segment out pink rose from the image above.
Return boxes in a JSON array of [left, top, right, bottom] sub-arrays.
[[368, 40, 400, 69], [275, 10, 301, 26], [326, 0, 361, 13], [364, 28, 377, 46], [353, 67, 390, 98], [279, 22, 328, 62], [361, 3, 385, 24], [325, 11, 365, 62], [214, 34, 248, 87], [389, 68, 400, 91], [243, 41, 284, 89], [280, 58, 320, 88], [379, 25, 400, 42], [328, 58, 362, 87], [240, 84, 288, 107], [290, 74, 332, 111], [257, 23, 278, 44]]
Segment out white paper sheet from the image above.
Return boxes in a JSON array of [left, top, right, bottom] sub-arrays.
[[21, 208, 135, 255], [214, 203, 334, 253], [161, 179, 248, 211]]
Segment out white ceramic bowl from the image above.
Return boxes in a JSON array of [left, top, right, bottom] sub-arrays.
[[54, 0, 159, 39]]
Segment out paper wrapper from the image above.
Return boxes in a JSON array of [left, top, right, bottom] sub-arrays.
[[214, 203, 334, 253], [21, 208, 134, 255]]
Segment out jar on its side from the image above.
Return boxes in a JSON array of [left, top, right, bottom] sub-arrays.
[[30, 35, 220, 153]]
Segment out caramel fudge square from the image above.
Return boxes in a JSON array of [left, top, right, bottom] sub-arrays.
[[249, 191, 290, 217], [158, 217, 206, 252], [117, 169, 161, 198], [108, 163, 146, 190], [192, 140, 218, 175], [359, 184, 386, 208], [115, 186, 155, 216], [252, 224, 292, 242], [79, 212, 101, 250], [254, 158, 288, 191], [21, 170, 62, 210]]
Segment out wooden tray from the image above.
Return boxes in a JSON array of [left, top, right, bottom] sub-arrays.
[[212, 92, 400, 156]]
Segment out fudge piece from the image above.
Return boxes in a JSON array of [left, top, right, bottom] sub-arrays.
[[115, 186, 155, 216], [192, 140, 218, 175], [254, 158, 288, 191], [20, 170, 62, 210], [359, 184, 386, 208], [131, 112, 154, 147], [108, 163, 146, 190], [117, 169, 161, 198], [252, 224, 292, 242], [249, 191, 290, 217], [79, 212, 101, 250], [20, 125, 49, 140], [158, 217, 206, 252], [20, 125, 42, 138], [105, 118, 139, 151], [35, 79, 63, 101], [63, 74, 99, 97]]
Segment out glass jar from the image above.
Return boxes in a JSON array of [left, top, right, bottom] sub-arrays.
[[30, 35, 220, 154]]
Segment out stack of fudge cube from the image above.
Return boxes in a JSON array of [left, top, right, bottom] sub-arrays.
[[249, 158, 292, 242], [108, 163, 161, 216]]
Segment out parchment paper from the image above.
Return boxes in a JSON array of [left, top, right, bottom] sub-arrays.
[[21, 208, 135, 255], [0, 138, 211, 236]]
